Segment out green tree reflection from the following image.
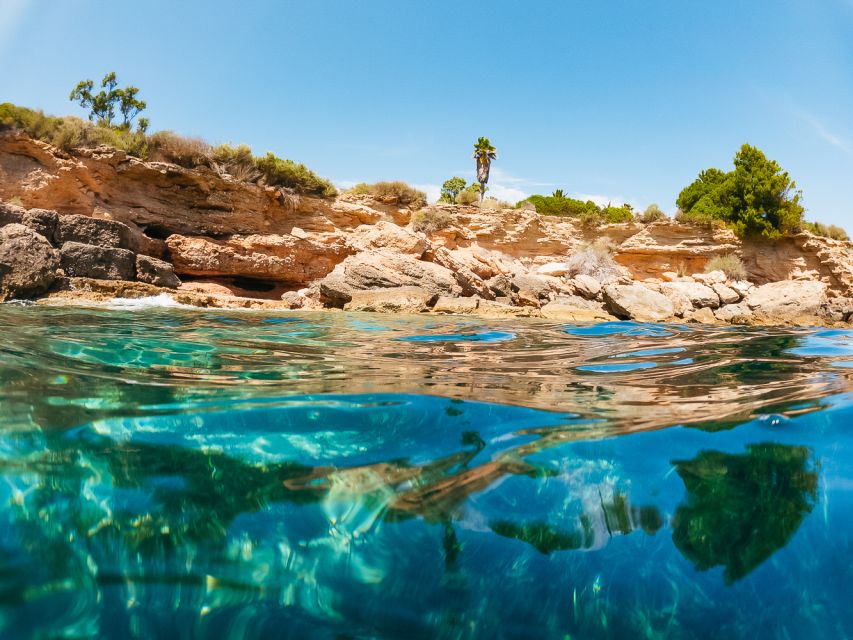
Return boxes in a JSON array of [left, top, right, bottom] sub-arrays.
[[671, 443, 817, 583]]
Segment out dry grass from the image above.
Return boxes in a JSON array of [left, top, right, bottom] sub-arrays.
[[347, 181, 426, 209], [412, 208, 454, 234], [705, 254, 747, 281], [641, 204, 668, 223], [148, 131, 212, 168], [565, 239, 623, 282], [803, 221, 849, 242]]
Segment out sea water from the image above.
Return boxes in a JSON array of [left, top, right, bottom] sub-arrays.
[[0, 304, 851, 639]]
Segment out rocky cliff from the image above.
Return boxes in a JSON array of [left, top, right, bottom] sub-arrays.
[[1, 132, 851, 325]]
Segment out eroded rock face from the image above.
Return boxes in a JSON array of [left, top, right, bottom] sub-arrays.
[[319, 251, 461, 306], [603, 283, 675, 322], [166, 233, 349, 285], [344, 286, 437, 313], [747, 280, 828, 321], [541, 296, 614, 322], [0, 224, 60, 300], [60, 242, 136, 281], [55, 214, 131, 249], [136, 255, 181, 288]]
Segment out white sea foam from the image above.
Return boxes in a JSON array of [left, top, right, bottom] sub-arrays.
[[106, 294, 193, 309]]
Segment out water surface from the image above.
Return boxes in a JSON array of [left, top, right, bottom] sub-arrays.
[[0, 304, 851, 638]]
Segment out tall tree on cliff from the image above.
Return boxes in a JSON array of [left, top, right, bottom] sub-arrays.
[[473, 137, 497, 202]]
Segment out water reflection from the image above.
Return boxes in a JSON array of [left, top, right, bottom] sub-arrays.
[[0, 306, 851, 637], [672, 444, 817, 583]]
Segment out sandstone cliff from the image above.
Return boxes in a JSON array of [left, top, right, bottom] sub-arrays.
[[1, 132, 851, 325]]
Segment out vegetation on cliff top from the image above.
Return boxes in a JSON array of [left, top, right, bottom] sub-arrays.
[[0, 102, 337, 197], [519, 193, 634, 227], [677, 144, 805, 240], [346, 181, 427, 209]]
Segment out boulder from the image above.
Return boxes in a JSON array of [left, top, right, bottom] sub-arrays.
[[60, 242, 136, 281], [571, 274, 602, 300], [0, 203, 24, 227], [486, 274, 514, 298], [541, 295, 614, 322], [348, 221, 427, 255], [684, 307, 716, 324], [820, 298, 853, 323], [714, 303, 754, 324], [426, 246, 493, 298], [535, 262, 569, 277], [746, 280, 828, 321], [0, 224, 60, 301], [653, 284, 693, 317], [512, 274, 552, 300], [693, 270, 726, 285], [729, 280, 755, 298], [712, 283, 740, 305], [20, 209, 59, 241], [603, 283, 675, 322], [318, 250, 461, 306], [55, 214, 132, 249], [343, 286, 437, 313], [432, 296, 480, 314], [136, 254, 181, 288], [659, 281, 720, 309]]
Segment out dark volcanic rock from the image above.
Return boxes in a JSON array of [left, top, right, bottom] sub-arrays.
[[55, 215, 132, 249], [0, 203, 24, 227], [60, 242, 136, 281], [136, 254, 181, 288], [0, 224, 60, 300]]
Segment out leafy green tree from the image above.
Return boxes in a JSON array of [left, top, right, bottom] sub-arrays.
[[439, 176, 467, 203], [676, 145, 804, 239], [69, 72, 147, 131], [473, 137, 497, 202]]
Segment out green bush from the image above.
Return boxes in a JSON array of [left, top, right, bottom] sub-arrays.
[[802, 221, 849, 242], [456, 185, 480, 205], [255, 153, 337, 197], [705, 254, 747, 281], [412, 207, 454, 233], [676, 144, 805, 240], [641, 203, 667, 223], [602, 205, 634, 224], [521, 194, 599, 217], [439, 176, 467, 203], [675, 208, 727, 229]]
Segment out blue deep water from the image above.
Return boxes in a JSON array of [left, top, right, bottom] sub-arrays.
[[0, 304, 851, 639]]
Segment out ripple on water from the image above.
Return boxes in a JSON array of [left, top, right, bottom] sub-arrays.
[[396, 330, 516, 343], [561, 321, 683, 337]]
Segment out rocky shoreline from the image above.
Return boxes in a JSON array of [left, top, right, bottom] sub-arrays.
[[0, 133, 851, 326]]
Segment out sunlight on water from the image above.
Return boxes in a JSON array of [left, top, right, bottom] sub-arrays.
[[0, 305, 851, 638]]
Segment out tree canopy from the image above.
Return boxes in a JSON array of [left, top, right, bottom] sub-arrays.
[[70, 72, 147, 131], [439, 176, 467, 203], [676, 144, 804, 239]]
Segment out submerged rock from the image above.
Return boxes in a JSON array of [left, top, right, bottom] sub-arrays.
[[603, 283, 675, 322], [343, 286, 437, 313], [0, 224, 60, 301]]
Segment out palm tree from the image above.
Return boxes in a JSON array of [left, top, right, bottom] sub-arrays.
[[552, 189, 566, 199], [473, 137, 497, 202]]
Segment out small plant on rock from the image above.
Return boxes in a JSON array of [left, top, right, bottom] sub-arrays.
[[565, 239, 623, 282], [641, 203, 668, 223], [412, 208, 454, 234], [705, 254, 747, 281]]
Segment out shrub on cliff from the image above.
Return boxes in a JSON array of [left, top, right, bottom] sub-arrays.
[[521, 194, 599, 217], [255, 153, 337, 197], [706, 254, 747, 281], [641, 203, 668, 223], [565, 239, 623, 282], [412, 208, 453, 233], [455, 185, 481, 205], [439, 177, 467, 203], [148, 131, 212, 168], [676, 144, 805, 240], [347, 181, 426, 208], [802, 221, 849, 242]]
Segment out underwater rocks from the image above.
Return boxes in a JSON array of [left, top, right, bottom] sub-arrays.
[[0, 224, 60, 301]]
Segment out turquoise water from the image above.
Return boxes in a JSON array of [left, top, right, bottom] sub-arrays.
[[0, 304, 852, 639]]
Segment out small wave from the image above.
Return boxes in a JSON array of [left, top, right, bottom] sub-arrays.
[[106, 294, 194, 309]]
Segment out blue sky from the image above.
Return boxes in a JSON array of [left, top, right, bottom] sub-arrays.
[[2, 0, 852, 230]]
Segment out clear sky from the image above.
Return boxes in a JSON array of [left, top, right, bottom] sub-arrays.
[[2, 0, 851, 230]]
